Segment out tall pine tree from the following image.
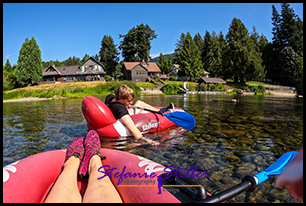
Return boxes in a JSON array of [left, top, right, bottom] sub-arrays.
[[225, 18, 264, 85], [119, 24, 157, 62], [3, 59, 12, 73], [176, 32, 202, 80], [270, 3, 303, 94], [99, 35, 119, 76], [157, 53, 170, 74], [15, 36, 42, 86]]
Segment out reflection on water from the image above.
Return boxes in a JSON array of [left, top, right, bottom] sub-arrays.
[[3, 94, 303, 203]]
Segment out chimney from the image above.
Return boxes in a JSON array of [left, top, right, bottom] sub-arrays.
[[142, 59, 145, 63]]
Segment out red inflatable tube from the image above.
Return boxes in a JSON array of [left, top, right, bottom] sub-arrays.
[[3, 149, 181, 203], [81, 96, 184, 137]]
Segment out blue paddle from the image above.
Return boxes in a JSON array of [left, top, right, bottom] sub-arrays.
[[200, 151, 299, 203], [129, 105, 196, 130]]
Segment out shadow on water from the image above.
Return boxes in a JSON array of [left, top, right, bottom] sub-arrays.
[[3, 94, 303, 203]]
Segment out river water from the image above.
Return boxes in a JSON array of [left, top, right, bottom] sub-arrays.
[[3, 94, 303, 203]]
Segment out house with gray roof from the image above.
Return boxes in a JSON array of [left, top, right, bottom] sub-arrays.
[[42, 57, 106, 83]]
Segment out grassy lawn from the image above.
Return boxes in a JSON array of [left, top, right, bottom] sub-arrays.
[[3, 80, 274, 101], [6, 81, 106, 93]]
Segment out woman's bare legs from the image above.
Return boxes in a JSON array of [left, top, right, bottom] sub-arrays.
[[82, 155, 123, 203], [44, 156, 82, 203], [133, 100, 159, 114]]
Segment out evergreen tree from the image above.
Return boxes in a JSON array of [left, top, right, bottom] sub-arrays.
[[135, 23, 157, 61], [225, 18, 264, 84], [279, 3, 299, 51], [119, 28, 137, 62], [269, 3, 303, 94], [4, 59, 12, 73], [168, 54, 174, 72], [15, 37, 31, 86], [82, 54, 90, 62], [174, 33, 186, 64], [28, 36, 43, 84], [3, 70, 15, 91], [157, 53, 170, 74], [176, 32, 202, 80], [210, 31, 223, 78], [99, 35, 119, 76], [202, 30, 213, 72], [218, 31, 228, 78], [114, 62, 123, 77], [258, 34, 269, 73], [15, 36, 43, 86], [193, 33, 204, 57], [119, 24, 157, 62], [277, 47, 299, 86]]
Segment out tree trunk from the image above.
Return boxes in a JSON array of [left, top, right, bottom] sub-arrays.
[[234, 76, 238, 83]]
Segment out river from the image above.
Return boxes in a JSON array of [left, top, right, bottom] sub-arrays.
[[3, 94, 303, 203]]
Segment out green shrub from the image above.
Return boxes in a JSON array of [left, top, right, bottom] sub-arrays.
[[3, 70, 16, 91], [233, 88, 241, 94], [208, 84, 215, 91], [249, 85, 265, 93], [168, 76, 176, 81], [151, 79, 157, 85], [161, 83, 180, 95], [198, 84, 206, 91], [258, 85, 265, 93], [217, 83, 224, 92], [104, 75, 110, 82], [159, 79, 166, 85], [242, 86, 251, 92], [61, 89, 69, 96]]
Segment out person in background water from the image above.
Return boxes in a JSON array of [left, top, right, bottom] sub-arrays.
[[275, 148, 303, 202], [104, 84, 174, 145]]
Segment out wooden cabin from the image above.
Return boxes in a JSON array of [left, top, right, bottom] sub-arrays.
[[122, 60, 161, 82]]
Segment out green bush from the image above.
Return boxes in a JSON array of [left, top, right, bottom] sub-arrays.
[[61, 89, 69, 96], [197, 84, 206, 91], [161, 83, 180, 95], [208, 84, 215, 91], [3, 70, 16, 91], [249, 85, 265, 93], [257, 85, 265, 93], [168, 76, 176, 81], [233, 88, 241, 94], [159, 79, 166, 85], [151, 79, 157, 85], [217, 83, 224, 92], [104, 75, 110, 82]]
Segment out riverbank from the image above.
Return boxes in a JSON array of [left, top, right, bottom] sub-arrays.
[[3, 81, 300, 103], [3, 90, 300, 103]]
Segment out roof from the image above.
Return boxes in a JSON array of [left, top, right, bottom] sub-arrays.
[[82, 56, 104, 68], [172, 64, 180, 68], [43, 56, 106, 77], [43, 65, 77, 76], [123, 62, 161, 72], [43, 65, 105, 76], [198, 77, 226, 84]]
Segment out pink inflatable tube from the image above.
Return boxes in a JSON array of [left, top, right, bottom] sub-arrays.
[[82, 96, 184, 137], [3, 149, 181, 203]]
